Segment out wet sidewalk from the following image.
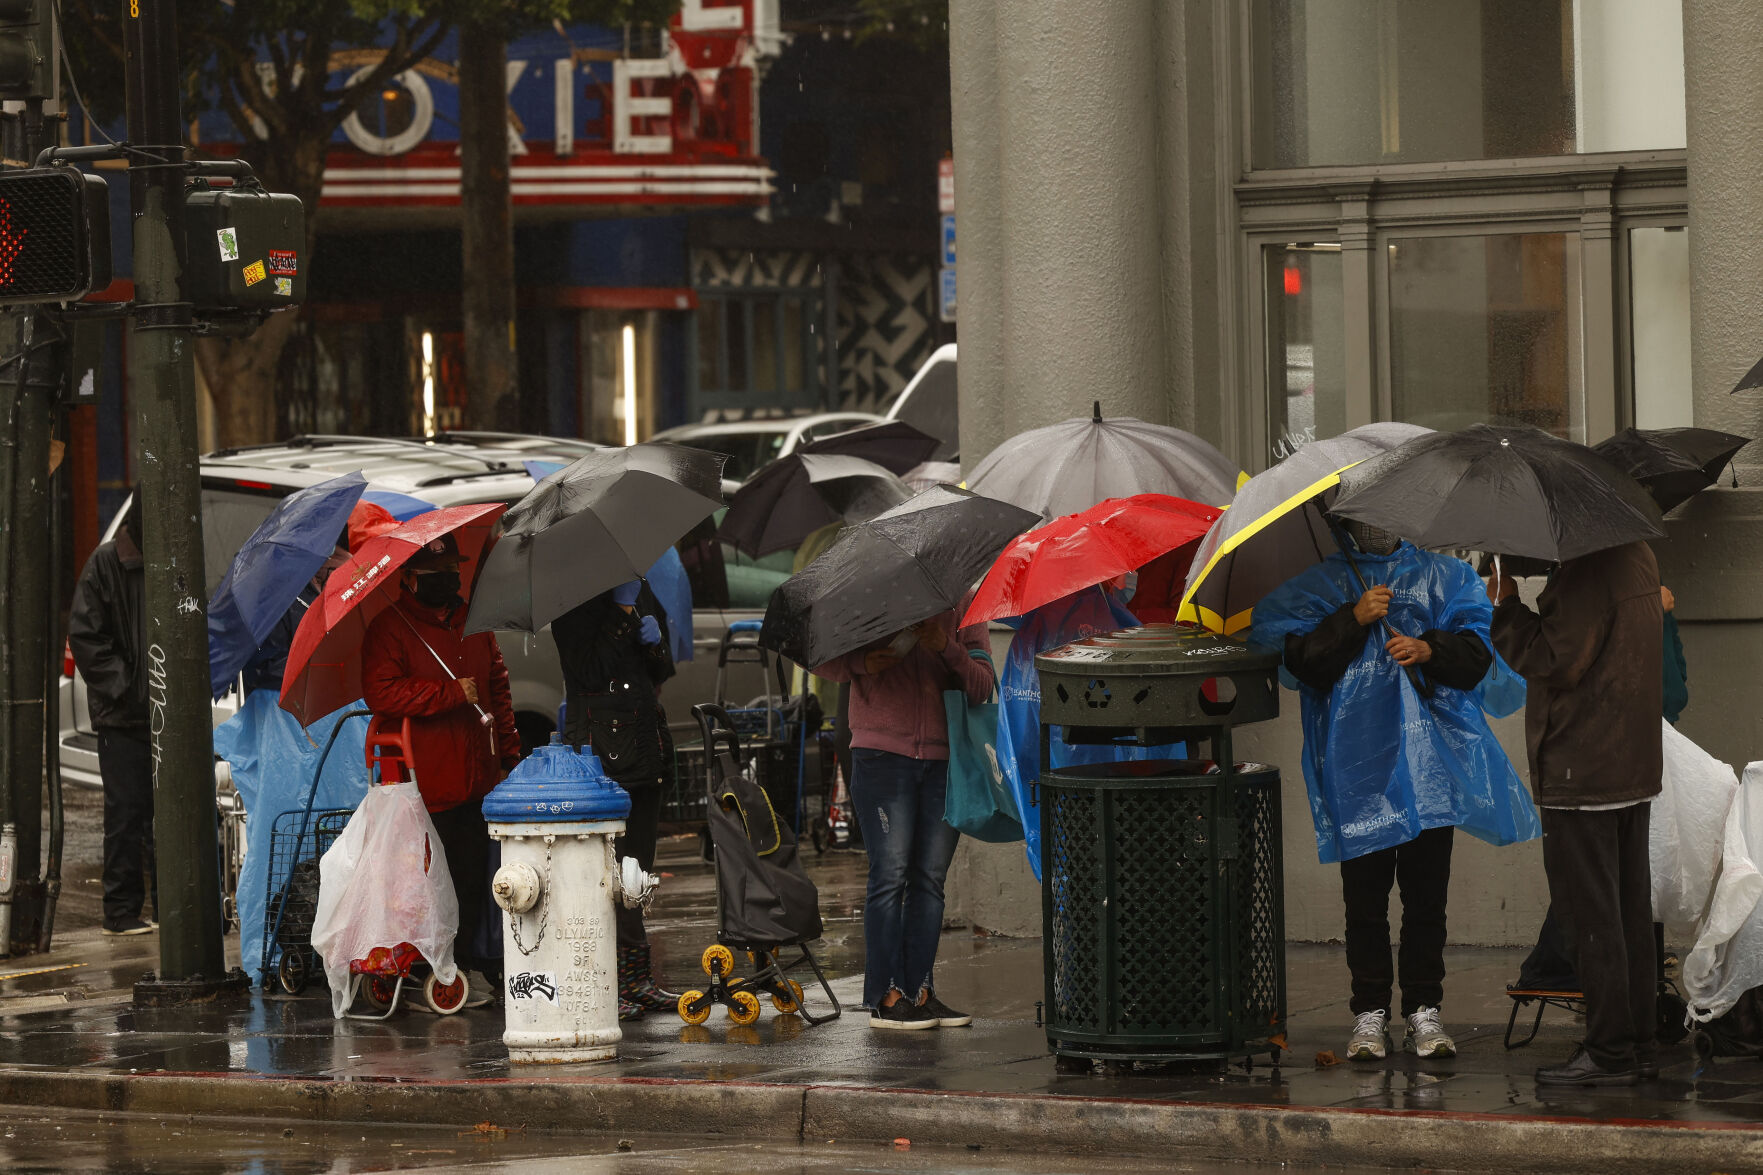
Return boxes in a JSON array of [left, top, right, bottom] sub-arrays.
[[3, 839, 1762, 1173]]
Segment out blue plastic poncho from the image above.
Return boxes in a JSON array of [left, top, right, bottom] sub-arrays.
[[1249, 544, 1539, 864], [997, 587, 1185, 880], [214, 690, 372, 984]]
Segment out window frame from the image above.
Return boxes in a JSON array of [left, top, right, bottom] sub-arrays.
[[689, 290, 822, 419]]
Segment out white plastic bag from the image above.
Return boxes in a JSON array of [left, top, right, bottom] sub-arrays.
[[1653, 719, 1741, 927], [311, 781, 460, 1018], [1683, 765, 1763, 1023]]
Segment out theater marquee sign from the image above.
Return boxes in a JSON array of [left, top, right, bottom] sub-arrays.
[[316, 0, 778, 211]]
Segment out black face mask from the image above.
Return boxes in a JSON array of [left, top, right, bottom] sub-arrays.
[[411, 570, 461, 608]]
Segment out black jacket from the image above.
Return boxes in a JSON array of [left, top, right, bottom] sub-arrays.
[[552, 582, 675, 786], [68, 528, 148, 731]]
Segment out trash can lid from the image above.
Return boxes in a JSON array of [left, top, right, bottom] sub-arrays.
[[1035, 626, 1280, 677], [482, 734, 632, 822]]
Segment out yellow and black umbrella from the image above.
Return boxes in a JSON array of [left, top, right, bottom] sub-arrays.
[[1178, 424, 1430, 635]]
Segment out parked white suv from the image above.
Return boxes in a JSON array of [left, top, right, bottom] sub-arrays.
[[57, 435, 779, 789], [651, 412, 879, 496]]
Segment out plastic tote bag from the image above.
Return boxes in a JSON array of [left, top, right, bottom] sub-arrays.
[[310, 780, 460, 1018], [944, 649, 1021, 842]]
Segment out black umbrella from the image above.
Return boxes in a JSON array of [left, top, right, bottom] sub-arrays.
[[1590, 426, 1749, 513], [1733, 354, 1763, 394], [1331, 424, 1664, 563], [464, 443, 725, 633], [718, 453, 911, 558], [795, 419, 944, 475], [760, 485, 1039, 669]]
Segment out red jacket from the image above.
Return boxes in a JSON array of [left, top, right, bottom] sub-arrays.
[[361, 595, 522, 813]]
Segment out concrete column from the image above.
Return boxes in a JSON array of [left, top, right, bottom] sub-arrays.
[[1684, 0, 1763, 463], [1656, 0, 1763, 772], [948, 0, 1005, 469]]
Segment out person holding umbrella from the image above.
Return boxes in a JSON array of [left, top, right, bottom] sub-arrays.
[[553, 577, 679, 1021], [360, 532, 522, 1007], [1251, 518, 1533, 1063], [815, 610, 994, 1030]]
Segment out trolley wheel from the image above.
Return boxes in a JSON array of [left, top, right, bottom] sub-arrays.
[[727, 990, 762, 1026], [275, 950, 310, 996], [678, 990, 712, 1026], [772, 980, 805, 1015], [360, 974, 399, 1014], [701, 944, 735, 978], [810, 819, 829, 854], [424, 971, 469, 1015], [1694, 1029, 1716, 1064]]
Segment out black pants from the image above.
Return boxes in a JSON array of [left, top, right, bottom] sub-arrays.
[[1340, 825, 1454, 1017], [98, 728, 157, 929], [1541, 804, 1656, 1069], [430, 799, 500, 977], [616, 784, 661, 948]]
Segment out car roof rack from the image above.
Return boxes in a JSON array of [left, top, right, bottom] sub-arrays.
[[207, 434, 514, 473]]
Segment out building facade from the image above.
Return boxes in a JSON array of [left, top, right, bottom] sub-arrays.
[[948, 0, 1760, 944]]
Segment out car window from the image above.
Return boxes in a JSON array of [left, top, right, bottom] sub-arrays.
[[200, 487, 288, 593], [801, 417, 862, 443], [894, 358, 958, 458], [671, 432, 780, 482]]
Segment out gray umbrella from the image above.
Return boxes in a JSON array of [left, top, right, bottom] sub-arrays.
[[967, 402, 1241, 518], [760, 485, 1039, 669], [718, 453, 911, 558], [464, 443, 725, 634]]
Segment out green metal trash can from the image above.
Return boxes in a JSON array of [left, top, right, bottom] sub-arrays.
[[1035, 628, 1286, 1066]]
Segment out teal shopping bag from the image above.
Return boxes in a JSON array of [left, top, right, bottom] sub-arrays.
[[943, 649, 1022, 842]]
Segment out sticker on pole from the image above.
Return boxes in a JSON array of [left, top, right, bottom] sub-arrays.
[[274, 277, 292, 297], [216, 228, 239, 262], [268, 250, 298, 276], [507, 971, 560, 1005], [242, 260, 267, 286]]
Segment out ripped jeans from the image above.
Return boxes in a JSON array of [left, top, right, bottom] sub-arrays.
[[850, 748, 961, 1008]]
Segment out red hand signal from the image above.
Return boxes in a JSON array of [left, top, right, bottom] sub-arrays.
[[0, 197, 27, 288]]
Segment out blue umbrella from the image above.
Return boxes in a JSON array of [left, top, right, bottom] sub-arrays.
[[360, 487, 434, 520], [207, 472, 368, 698]]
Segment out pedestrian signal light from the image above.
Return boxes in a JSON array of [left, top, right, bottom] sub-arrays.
[[0, 0, 50, 100], [0, 168, 112, 306]]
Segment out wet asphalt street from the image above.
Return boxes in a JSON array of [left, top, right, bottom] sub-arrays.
[[0, 1109, 1400, 1174]]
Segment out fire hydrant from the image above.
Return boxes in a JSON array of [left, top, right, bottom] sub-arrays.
[[484, 734, 658, 1063]]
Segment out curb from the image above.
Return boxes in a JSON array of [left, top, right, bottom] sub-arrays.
[[2, 1068, 1760, 1173]]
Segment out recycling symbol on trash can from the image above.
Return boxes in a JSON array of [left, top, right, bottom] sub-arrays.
[[1083, 678, 1111, 709]]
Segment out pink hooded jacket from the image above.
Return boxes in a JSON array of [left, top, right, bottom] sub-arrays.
[[815, 611, 993, 761]]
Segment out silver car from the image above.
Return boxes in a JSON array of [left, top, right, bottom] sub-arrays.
[[58, 435, 783, 789]]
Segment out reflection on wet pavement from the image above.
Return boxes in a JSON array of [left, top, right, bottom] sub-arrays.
[[4, 836, 1763, 1133], [0, 1109, 1425, 1174]]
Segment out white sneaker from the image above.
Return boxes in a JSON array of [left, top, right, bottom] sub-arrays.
[[1347, 1009, 1390, 1061], [1403, 1006, 1456, 1058]]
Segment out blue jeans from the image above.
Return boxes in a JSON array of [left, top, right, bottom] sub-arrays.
[[850, 748, 961, 1008]]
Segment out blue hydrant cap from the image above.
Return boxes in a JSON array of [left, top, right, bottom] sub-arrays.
[[482, 734, 632, 822]]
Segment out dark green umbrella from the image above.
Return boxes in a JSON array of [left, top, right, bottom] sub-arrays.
[[1332, 424, 1664, 563], [1591, 426, 1749, 513], [464, 443, 725, 634], [760, 485, 1038, 669]]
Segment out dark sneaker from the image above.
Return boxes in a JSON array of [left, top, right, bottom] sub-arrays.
[[102, 918, 154, 937], [627, 978, 681, 1012], [1635, 1045, 1660, 1081], [1535, 1046, 1636, 1087], [869, 1000, 939, 1031], [618, 997, 646, 1022], [919, 994, 972, 1027]]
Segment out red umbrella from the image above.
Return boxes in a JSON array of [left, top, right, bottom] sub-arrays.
[[280, 502, 505, 726], [961, 494, 1221, 627]]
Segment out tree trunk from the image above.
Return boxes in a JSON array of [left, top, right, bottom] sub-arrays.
[[193, 132, 327, 448], [457, 20, 519, 432]]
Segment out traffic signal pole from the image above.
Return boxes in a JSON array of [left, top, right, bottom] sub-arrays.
[[123, 0, 240, 1002]]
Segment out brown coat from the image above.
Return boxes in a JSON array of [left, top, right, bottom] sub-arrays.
[[1490, 541, 1663, 808]]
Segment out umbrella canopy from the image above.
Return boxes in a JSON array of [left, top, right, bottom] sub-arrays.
[[279, 503, 505, 726], [207, 472, 367, 699], [795, 419, 944, 475], [1733, 353, 1763, 394], [967, 402, 1241, 518], [962, 494, 1220, 627], [1331, 424, 1665, 563], [1179, 423, 1431, 634], [760, 485, 1039, 669], [1591, 426, 1750, 513], [464, 443, 724, 634], [718, 452, 910, 558]]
